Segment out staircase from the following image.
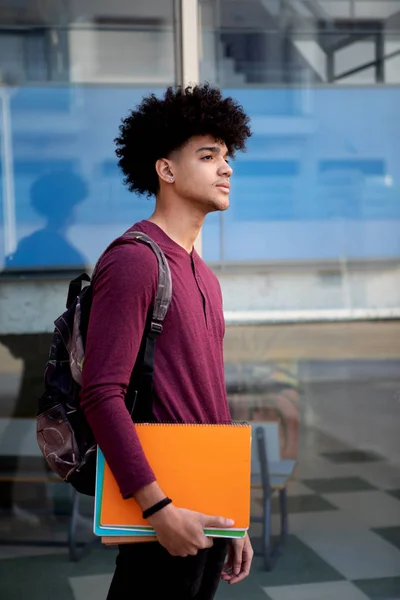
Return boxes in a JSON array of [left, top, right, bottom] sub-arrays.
[[217, 0, 400, 85], [217, 0, 325, 84]]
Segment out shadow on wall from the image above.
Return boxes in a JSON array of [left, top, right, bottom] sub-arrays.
[[0, 170, 89, 510], [5, 169, 88, 270]]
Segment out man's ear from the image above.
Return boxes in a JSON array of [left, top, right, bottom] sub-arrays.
[[156, 158, 174, 184]]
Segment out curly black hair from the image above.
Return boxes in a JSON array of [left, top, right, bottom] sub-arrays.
[[115, 83, 251, 197]]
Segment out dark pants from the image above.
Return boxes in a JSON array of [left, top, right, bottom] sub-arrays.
[[107, 539, 229, 600]]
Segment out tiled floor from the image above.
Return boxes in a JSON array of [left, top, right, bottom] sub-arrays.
[[262, 581, 371, 600], [1, 361, 400, 599], [0, 446, 399, 600]]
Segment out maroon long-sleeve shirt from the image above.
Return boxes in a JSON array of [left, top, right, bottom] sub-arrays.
[[80, 220, 231, 499]]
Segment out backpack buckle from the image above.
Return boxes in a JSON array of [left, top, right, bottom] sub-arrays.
[[149, 321, 163, 337]]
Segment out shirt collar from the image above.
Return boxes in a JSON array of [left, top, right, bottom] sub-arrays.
[[128, 220, 194, 257]]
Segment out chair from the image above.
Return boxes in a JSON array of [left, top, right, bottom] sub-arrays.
[[250, 422, 297, 570], [0, 417, 94, 561]]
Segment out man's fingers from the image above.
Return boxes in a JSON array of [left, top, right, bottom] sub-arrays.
[[222, 536, 253, 584], [228, 572, 248, 584], [233, 561, 242, 575], [232, 542, 243, 575], [201, 514, 235, 529], [227, 557, 252, 584], [228, 565, 251, 584]]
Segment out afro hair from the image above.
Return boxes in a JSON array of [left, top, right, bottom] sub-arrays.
[[115, 83, 251, 197]]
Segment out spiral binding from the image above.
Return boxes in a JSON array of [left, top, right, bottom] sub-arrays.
[[133, 421, 250, 427]]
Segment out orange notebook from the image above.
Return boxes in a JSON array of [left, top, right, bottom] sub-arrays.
[[99, 422, 251, 534]]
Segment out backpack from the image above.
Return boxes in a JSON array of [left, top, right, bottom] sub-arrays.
[[36, 231, 172, 496]]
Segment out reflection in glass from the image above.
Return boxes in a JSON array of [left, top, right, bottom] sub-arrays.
[[5, 170, 88, 270], [0, 0, 177, 563], [200, 1, 400, 317], [201, 0, 400, 86]]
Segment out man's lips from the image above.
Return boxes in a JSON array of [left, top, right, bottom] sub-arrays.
[[216, 183, 230, 192]]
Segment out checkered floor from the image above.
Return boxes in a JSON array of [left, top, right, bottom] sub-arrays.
[[1, 361, 400, 599], [249, 455, 400, 600], [0, 428, 400, 600]]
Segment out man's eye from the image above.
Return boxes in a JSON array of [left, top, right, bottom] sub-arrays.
[[202, 155, 212, 160]]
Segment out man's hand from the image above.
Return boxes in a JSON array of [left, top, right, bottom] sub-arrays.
[[148, 504, 234, 557], [221, 534, 253, 584]]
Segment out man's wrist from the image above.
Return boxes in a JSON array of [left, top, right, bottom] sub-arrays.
[[133, 481, 166, 512], [146, 501, 175, 526], [143, 497, 172, 520]]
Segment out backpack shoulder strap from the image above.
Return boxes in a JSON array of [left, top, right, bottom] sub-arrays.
[[123, 231, 172, 333], [120, 232, 172, 421], [91, 230, 172, 331], [123, 232, 172, 421], [84, 230, 172, 421]]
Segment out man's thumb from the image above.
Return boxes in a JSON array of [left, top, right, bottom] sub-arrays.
[[201, 514, 235, 528]]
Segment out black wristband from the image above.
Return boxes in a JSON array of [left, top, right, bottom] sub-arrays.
[[142, 497, 172, 520]]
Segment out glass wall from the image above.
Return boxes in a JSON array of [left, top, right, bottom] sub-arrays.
[[0, 0, 178, 271], [0, 2, 399, 599], [201, 0, 400, 316], [0, 2, 179, 594], [199, 4, 400, 600]]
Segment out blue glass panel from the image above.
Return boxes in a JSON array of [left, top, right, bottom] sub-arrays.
[[1, 85, 400, 268], [0, 85, 157, 270], [203, 87, 400, 261]]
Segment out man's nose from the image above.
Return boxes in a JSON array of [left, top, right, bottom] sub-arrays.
[[220, 160, 233, 177]]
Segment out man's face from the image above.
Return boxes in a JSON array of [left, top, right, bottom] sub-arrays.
[[169, 135, 233, 214]]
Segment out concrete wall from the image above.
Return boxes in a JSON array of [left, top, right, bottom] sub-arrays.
[[218, 262, 400, 314], [1, 262, 400, 335]]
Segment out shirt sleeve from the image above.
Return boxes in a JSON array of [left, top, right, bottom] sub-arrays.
[[80, 241, 158, 498]]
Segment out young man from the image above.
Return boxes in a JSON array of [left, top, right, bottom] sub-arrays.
[[81, 84, 252, 599]]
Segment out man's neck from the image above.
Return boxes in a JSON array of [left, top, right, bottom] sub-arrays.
[[147, 205, 204, 254]]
